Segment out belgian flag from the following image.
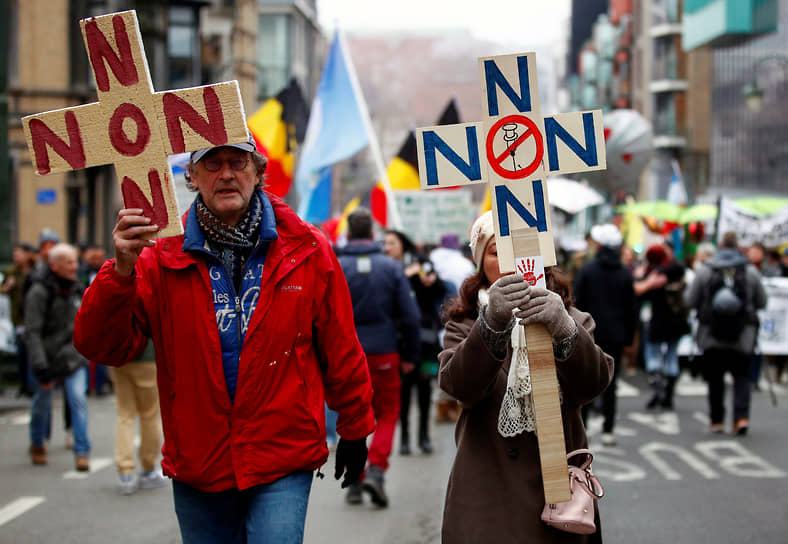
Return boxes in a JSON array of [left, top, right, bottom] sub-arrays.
[[327, 98, 461, 240], [247, 78, 309, 197], [369, 98, 461, 226]]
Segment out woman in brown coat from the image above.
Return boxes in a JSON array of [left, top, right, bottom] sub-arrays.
[[438, 212, 613, 543]]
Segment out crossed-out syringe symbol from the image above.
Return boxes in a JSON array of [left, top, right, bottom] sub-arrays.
[[502, 123, 519, 171]]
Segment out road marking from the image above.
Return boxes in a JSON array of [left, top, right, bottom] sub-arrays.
[[676, 374, 707, 396], [0, 497, 45, 527], [616, 379, 639, 397], [0, 412, 30, 425], [627, 412, 680, 435], [62, 457, 113, 479]]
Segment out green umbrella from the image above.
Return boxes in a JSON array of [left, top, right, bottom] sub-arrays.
[[734, 197, 788, 215], [678, 203, 718, 224], [616, 200, 681, 222]]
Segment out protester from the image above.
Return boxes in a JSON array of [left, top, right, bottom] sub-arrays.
[[78, 245, 111, 396], [25, 243, 90, 471], [573, 224, 637, 446], [635, 244, 689, 410], [110, 338, 167, 495], [429, 233, 475, 293], [27, 229, 76, 446], [429, 233, 475, 423], [74, 138, 374, 544], [685, 232, 767, 435], [384, 229, 449, 456], [1, 243, 36, 397], [747, 242, 780, 278], [438, 211, 613, 542], [338, 210, 421, 507]]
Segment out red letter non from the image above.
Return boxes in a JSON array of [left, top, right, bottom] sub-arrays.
[[121, 169, 170, 230], [84, 14, 139, 92], [163, 87, 228, 153], [29, 111, 86, 175], [108, 103, 151, 156]]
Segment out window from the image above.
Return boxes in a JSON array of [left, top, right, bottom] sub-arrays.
[[257, 14, 290, 100], [654, 93, 677, 135], [168, 5, 199, 89]]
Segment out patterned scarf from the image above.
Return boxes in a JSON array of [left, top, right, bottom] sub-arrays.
[[196, 191, 263, 290]]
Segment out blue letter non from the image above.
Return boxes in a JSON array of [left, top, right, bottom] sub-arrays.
[[494, 180, 548, 236], [544, 112, 599, 172], [423, 127, 482, 187], [484, 56, 532, 117]]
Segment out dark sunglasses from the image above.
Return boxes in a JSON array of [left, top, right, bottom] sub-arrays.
[[201, 155, 249, 172]]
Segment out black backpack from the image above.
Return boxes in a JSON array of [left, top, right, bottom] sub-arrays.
[[703, 264, 750, 341], [663, 277, 691, 336]]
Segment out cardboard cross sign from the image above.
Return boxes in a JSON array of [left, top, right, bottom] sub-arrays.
[[21, 10, 249, 238], [415, 52, 607, 504]]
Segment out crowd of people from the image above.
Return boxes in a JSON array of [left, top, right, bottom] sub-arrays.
[[2, 137, 784, 543]]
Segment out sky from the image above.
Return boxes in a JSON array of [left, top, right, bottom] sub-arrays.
[[317, 0, 572, 50]]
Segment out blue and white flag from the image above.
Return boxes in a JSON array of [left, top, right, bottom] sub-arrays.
[[296, 31, 369, 221]]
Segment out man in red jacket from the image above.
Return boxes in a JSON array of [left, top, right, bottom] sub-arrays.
[[74, 138, 374, 544]]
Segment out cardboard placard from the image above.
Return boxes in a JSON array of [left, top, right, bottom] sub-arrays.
[[21, 10, 248, 238], [415, 52, 608, 504]]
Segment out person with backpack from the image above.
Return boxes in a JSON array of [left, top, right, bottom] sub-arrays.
[[685, 232, 767, 435], [25, 243, 91, 470], [635, 243, 690, 410]]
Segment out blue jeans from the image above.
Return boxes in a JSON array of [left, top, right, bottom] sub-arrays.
[[325, 405, 338, 445], [173, 471, 313, 544], [645, 340, 680, 377], [30, 366, 90, 455]]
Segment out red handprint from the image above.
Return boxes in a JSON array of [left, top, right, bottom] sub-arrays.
[[517, 258, 544, 286]]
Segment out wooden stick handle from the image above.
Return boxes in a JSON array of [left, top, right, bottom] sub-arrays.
[[525, 322, 571, 504]]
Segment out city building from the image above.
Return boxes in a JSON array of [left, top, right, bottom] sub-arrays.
[[683, 0, 787, 198], [2, 0, 324, 253]]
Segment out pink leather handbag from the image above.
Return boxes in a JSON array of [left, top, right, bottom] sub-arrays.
[[541, 449, 604, 535]]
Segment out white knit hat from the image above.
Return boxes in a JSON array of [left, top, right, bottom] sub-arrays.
[[590, 223, 622, 248], [469, 211, 495, 269]]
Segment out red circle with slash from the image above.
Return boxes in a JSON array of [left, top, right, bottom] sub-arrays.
[[485, 115, 544, 180]]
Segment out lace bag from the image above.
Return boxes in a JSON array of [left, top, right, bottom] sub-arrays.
[[541, 449, 604, 535]]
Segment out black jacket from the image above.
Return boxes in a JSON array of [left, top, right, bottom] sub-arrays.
[[24, 269, 88, 382], [573, 246, 637, 350]]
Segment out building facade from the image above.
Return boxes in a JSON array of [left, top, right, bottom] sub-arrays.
[[3, 0, 324, 252], [683, 0, 787, 198]]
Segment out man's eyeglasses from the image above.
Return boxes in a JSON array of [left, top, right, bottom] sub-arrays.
[[201, 155, 249, 172]]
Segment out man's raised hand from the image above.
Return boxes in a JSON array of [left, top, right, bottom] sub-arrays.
[[113, 209, 158, 276]]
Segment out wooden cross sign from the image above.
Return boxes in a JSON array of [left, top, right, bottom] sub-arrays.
[[21, 10, 249, 238], [415, 52, 607, 504]]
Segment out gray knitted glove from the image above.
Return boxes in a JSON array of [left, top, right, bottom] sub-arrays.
[[514, 287, 577, 343], [484, 273, 531, 330]]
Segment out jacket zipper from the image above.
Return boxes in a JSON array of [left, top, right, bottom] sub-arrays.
[[235, 295, 242, 352]]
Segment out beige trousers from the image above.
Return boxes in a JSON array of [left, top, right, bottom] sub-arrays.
[[109, 363, 162, 475]]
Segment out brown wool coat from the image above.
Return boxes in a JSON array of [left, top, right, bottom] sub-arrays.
[[438, 308, 613, 544]]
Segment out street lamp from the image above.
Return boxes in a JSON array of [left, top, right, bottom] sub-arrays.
[[742, 54, 788, 113]]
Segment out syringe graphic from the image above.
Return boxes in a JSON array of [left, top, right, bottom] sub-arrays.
[[502, 123, 519, 171]]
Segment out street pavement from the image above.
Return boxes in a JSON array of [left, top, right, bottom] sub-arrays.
[[1, 371, 787, 543]]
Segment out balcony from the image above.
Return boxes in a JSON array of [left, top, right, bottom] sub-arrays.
[[682, 0, 778, 50]]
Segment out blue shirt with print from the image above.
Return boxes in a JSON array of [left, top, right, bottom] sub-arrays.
[[182, 190, 278, 402]]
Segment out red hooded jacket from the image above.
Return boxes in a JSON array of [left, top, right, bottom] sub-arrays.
[[74, 195, 374, 492]]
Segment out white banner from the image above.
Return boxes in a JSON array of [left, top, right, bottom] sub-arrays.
[[717, 197, 788, 248], [757, 277, 788, 355], [393, 189, 475, 245], [677, 277, 788, 356], [0, 294, 17, 355]]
